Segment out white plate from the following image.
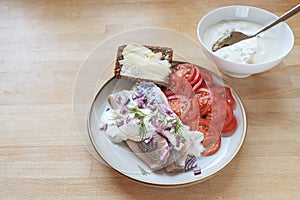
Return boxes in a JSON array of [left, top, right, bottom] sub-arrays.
[[87, 67, 247, 187]]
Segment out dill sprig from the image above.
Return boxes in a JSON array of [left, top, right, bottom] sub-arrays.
[[137, 165, 150, 176], [129, 107, 148, 139], [166, 118, 184, 138], [129, 107, 147, 118]]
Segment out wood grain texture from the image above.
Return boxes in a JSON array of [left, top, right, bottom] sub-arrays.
[[0, 0, 299, 199]]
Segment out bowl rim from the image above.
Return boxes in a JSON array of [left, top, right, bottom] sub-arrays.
[[197, 5, 295, 67]]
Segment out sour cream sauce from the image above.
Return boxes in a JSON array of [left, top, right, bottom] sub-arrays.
[[100, 86, 205, 157], [203, 20, 281, 64]]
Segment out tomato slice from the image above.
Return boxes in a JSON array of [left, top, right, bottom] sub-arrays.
[[199, 69, 213, 87], [222, 115, 237, 136], [189, 68, 201, 86], [162, 87, 174, 97], [225, 87, 236, 108], [173, 63, 196, 81], [197, 118, 211, 133], [212, 86, 236, 108], [186, 66, 196, 82], [181, 97, 200, 124], [205, 101, 226, 124], [185, 117, 199, 131], [169, 73, 194, 98], [195, 87, 213, 116], [167, 95, 191, 118], [192, 74, 204, 92], [201, 134, 221, 156]]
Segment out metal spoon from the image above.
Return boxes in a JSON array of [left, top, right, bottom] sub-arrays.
[[212, 4, 300, 52]]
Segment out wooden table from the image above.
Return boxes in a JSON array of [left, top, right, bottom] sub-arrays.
[[1, 0, 299, 199]]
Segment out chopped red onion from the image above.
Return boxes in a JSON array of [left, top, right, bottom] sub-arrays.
[[115, 95, 122, 104], [100, 123, 108, 131], [148, 99, 155, 106], [116, 120, 124, 127], [193, 166, 202, 175], [120, 107, 128, 115], [160, 145, 173, 162], [165, 122, 174, 131], [132, 93, 145, 100], [159, 104, 176, 117], [137, 99, 145, 108], [146, 104, 156, 111], [185, 156, 197, 171], [123, 97, 130, 106], [125, 116, 132, 124]]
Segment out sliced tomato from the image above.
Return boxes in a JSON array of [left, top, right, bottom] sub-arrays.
[[185, 117, 200, 131], [222, 115, 237, 136], [181, 97, 200, 124], [197, 118, 211, 133], [212, 86, 236, 108], [173, 63, 196, 81], [192, 74, 204, 92], [225, 87, 236, 108], [205, 101, 226, 123], [167, 95, 191, 118], [190, 67, 202, 86], [201, 134, 221, 156], [162, 87, 174, 97], [195, 87, 213, 116], [186, 66, 196, 82], [169, 73, 194, 98], [199, 68, 213, 87]]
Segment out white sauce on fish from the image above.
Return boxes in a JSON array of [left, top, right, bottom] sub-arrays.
[[203, 20, 281, 64], [100, 82, 205, 157]]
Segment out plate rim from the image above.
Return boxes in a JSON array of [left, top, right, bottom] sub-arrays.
[[87, 62, 247, 187]]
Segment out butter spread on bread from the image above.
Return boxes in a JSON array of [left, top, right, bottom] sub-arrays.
[[115, 44, 173, 86]]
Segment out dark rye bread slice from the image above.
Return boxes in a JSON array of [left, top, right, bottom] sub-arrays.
[[114, 44, 173, 86]]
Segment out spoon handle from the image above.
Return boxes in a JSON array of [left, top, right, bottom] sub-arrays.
[[254, 4, 300, 37]]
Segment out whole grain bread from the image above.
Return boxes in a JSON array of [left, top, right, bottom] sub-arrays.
[[114, 44, 173, 86]]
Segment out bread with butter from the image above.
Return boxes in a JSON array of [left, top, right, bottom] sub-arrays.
[[114, 44, 173, 86]]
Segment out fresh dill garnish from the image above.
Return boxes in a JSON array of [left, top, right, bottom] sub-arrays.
[[166, 118, 184, 138], [129, 107, 147, 118], [129, 108, 148, 139], [137, 165, 150, 176]]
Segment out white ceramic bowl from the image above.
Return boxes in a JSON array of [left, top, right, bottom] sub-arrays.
[[197, 5, 294, 78]]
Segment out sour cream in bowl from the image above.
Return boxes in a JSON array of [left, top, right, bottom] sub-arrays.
[[197, 6, 294, 78]]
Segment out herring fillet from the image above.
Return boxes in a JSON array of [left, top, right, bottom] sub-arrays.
[[107, 82, 188, 172]]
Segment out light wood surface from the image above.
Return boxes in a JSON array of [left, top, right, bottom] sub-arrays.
[[1, 0, 299, 199]]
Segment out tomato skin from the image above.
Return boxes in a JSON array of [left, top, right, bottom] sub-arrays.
[[167, 95, 191, 118], [181, 97, 200, 124], [162, 87, 174, 97], [212, 86, 236, 108], [222, 115, 237, 136], [169, 73, 194, 98], [201, 135, 221, 156], [185, 117, 199, 131], [199, 69, 213, 87], [190, 67, 202, 86], [195, 87, 213, 116], [174, 63, 196, 81]]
